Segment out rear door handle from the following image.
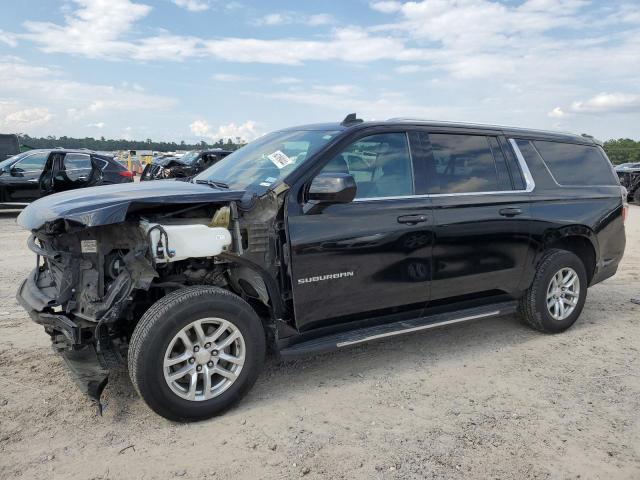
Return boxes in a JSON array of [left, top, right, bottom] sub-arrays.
[[397, 214, 428, 225], [499, 207, 523, 217]]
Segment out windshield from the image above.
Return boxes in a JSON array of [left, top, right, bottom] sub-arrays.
[[179, 151, 200, 165], [194, 129, 340, 189], [0, 151, 30, 171]]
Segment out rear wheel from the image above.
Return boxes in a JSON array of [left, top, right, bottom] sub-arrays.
[[128, 286, 266, 421], [518, 249, 588, 333]]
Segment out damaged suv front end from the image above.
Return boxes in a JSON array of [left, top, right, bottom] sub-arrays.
[[16, 182, 248, 402], [15, 127, 340, 412]]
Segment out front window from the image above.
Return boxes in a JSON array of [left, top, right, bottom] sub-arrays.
[[316, 132, 413, 199], [0, 151, 31, 171], [12, 151, 50, 172], [194, 130, 340, 190]]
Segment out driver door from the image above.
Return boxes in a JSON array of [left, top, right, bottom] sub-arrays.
[[286, 131, 433, 331], [4, 151, 50, 201]]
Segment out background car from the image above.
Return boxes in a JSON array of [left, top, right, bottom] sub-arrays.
[[0, 148, 134, 207], [140, 149, 232, 181], [614, 162, 640, 171], [615, 162, 640, 204]]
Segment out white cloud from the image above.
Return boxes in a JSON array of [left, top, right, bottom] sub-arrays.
[[87, 122, 106, 128], [0, 101, 53, 132], [548, 107, 567, 119], [394, 64, 428, 74], [22, 0, 152, 59], [262, 85, 461, 120], [173, 0, 210, 12], [0, 29, 17, 47], [203, 27, 428, 65], [21, 2, 415, 65], [570, 93, 640, 114], [7, 0, 638, 88], [212, 73, 254, 82], [0, 58, 177, 121], [306, 14, 335, 26], [253, 12, 335, 27], [313, 84, 360, 95], [257, 13, 287, 26], [273, 76, 301, 85], [370, 1, 402, 14], [190, 119, 260, 141]]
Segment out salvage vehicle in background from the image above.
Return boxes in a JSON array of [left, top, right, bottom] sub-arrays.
[[0, 149, 133, 207], [15, 115, 626, 421], [140, 149, 233, 181], [616, 162, 640, 204], [0, 133, 20, 160]]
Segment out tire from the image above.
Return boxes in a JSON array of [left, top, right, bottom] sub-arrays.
[[518, 249, 588, 334], [128, 286, 266, 421]]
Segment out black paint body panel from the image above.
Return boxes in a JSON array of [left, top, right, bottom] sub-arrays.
[[283, 122, 625, 334]]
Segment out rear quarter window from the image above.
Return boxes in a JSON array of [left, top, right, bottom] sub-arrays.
[[533, 141, 617, 186]]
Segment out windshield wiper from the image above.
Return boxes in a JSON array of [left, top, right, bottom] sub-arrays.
[[195, 179, 230, 189]]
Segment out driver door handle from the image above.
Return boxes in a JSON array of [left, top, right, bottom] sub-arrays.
[[499, 207, 523, 217], [397, 214, 428, 225]]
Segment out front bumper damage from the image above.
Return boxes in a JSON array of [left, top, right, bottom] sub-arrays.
[[17, 276, 114, 408]]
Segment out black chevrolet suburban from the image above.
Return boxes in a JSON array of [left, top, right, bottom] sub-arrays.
[[16, 115, 626, 421]]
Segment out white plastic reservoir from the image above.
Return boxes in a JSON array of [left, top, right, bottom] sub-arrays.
[[142, 222, 232, 263]]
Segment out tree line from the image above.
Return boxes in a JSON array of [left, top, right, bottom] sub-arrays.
[[602, 139, 640, 165], [18, 134, 246, 152]]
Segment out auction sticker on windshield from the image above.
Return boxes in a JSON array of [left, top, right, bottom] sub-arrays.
[[267, 150, 292, 169]]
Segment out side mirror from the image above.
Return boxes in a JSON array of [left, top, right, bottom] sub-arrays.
[[308, 173, 357, 204]]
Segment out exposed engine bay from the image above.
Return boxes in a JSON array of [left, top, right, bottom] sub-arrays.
[[17, 193, 287, 404]]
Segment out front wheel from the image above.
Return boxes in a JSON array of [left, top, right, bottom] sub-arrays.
[[518, 249, 588, 333], [128, 286, 266, 421]]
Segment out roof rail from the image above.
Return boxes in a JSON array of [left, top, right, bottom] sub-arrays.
[[386, 117, 578, 137]]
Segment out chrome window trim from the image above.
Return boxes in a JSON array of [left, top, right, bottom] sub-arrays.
[[508, 138, 536, 192]]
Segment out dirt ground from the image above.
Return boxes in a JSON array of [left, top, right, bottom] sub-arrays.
[[0, 206, 638, 480]]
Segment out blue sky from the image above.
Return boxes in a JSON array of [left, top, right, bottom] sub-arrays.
[[0, 0, 639, 142]]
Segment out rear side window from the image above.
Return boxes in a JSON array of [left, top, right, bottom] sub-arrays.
[[64, 153, 92, 170], [428, 134, 508, 194], [533, 141, 617, 186]]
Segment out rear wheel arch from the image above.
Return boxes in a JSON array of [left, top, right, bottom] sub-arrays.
[[543, 232, 597, 285]]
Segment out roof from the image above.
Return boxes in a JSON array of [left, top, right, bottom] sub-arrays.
[[202, 149, 233, 154], [280, 118, 595, 145]]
